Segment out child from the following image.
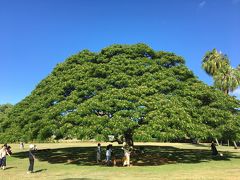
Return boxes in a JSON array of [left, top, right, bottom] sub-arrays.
[[96, 143, 101, 163]]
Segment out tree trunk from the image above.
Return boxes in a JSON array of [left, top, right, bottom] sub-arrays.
[[233, 141, 238, 149], [215, 138, 220, 146], [124, 130, 134, 147], [115, 135, 124, 144], [227, 140, 230, 147], [224, 89, 229, 95]]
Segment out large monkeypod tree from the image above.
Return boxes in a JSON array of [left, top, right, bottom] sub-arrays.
[[1, 44, 239, 147]]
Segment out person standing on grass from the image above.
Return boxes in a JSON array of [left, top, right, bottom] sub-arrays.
[[122, 142, 131, 167], [106, 145, 112, 165], [96, 143, 101, 163], [20, 142, 24, 149], [0, 144, 11, 170], [27, 144, 36, 174], [211, 141, 218, 156]]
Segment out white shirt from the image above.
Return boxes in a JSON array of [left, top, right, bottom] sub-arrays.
[[106, 149, 111, 156], [0, 148, 7, 158]]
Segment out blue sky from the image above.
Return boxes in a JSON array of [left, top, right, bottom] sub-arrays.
[[0, 0, 240, 104]]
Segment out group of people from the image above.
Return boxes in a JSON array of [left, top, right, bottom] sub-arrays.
[[0, 143, 37, 174], [96, 142, 132, 166], [96, 143, 113, 165]]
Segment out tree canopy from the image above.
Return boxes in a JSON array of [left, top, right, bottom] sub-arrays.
[[1, 44, 239, 143]]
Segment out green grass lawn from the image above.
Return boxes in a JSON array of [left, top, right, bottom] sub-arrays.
[[1, 142, 240, 180]]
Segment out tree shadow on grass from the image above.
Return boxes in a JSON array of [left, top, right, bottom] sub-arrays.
[[34, 169, 47, 173], [4, 166, 16, 170], [12, 145, 240, 166]]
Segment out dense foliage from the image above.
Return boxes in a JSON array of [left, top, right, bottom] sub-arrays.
[[0, 44, 239, 143], [0, 104, 13, 132]]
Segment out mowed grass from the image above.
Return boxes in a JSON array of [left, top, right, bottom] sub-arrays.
[[1, 142, 240, 180]]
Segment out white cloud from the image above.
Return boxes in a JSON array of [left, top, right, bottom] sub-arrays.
[[199, 1, 206, 8]]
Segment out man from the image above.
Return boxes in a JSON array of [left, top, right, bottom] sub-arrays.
[[96, 143, 101, 163], [211, 141, 218, 155], [27, 144, 36, 174]]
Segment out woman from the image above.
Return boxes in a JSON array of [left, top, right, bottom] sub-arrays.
[[0, 144, 11, 170], [122, 142, 131, 167]]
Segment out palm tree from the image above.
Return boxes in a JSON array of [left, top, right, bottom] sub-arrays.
[[202, 49, 229, 76], [213, 65, 240, 94], [202, 50, 239, 148]]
